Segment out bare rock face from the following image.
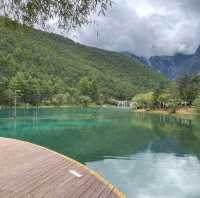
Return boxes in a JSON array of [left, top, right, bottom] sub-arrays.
[[125, 47, 200, 79], [149, 47, 200, 79], [195, 46, 200, 57]]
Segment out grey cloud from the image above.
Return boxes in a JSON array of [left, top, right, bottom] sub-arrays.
[[67, 0, 200, 57]]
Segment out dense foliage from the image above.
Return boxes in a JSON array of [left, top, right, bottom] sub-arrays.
[[0, 17, 165, 106], [133, 92, 154, 110], [194, 97, 200, 115], [133, 75, 200, 113]]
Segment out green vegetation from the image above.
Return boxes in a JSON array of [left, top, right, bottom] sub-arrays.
[[133, 75, 200, 113], [133, 92, 154, 110], [0, 0, 111, 29], [0, 17, 165, 107], [194, 96, 200, 115]]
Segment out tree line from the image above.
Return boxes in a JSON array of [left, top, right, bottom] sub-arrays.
[[0, 71, 118, 107], [133, 75, 200, 113]]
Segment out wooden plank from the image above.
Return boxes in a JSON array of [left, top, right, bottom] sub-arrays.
[[0, 138, 126, 198]]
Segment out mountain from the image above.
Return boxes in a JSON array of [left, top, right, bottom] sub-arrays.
[[125, 48, 200, 80], [0, 17, 165, 104], [149, 49, 200, 79], [123, 52, 149, 66]]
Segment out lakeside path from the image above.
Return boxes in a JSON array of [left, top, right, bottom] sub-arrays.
[[0, 138, 126, 198]]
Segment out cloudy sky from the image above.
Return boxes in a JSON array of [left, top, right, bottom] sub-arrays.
[[66, 0, 200, 58]]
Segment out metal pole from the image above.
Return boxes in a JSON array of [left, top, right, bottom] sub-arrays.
[[14, 90, 16, 118]]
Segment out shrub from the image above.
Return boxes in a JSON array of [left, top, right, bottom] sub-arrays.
[[80, 96, 92, 107], [169, 101, 178, 114], [193, 96, 200, 115], [133, 92, 154, 109], [106, 98, 118, 106], [52, 93, 70, 106]]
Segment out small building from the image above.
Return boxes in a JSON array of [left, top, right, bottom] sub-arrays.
[[117, 101, 133, 108]]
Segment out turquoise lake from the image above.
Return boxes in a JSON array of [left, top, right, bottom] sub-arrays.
[[0, 107, 200, 198]]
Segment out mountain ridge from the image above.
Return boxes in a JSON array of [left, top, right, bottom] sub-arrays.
[[124, 47, 200, 79]]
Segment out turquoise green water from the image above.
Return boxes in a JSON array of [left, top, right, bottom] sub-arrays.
[[0, 107, 200, 198]]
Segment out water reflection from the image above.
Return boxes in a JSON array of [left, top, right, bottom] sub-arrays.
[[0, 107, 200, 197], [88, 152, 200, 198]]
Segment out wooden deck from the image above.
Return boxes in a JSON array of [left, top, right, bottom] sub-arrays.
[[0, 138, 126, 198]]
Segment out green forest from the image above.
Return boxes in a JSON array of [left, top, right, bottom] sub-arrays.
[[0, 17, 165, 106], [133, 75, 200, 113], [1, 17, 199, 111]]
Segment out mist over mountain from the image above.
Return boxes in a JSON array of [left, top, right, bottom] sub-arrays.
[[125, 47, 200, 79]]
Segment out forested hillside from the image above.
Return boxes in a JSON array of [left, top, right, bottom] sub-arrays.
[[0, 17, 165, 106]]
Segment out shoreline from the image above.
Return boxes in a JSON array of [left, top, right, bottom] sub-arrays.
[[0, 105, 196, 118], [0, 104, 116, 110], [134, 108, 194, 118]]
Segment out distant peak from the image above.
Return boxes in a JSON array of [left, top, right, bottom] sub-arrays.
[[195, 46, 200, 56]]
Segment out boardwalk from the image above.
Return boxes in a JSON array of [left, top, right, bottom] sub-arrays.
[[0, 138, 126, 198]]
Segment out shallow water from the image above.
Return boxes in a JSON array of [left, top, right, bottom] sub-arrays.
[[0, 107, 200, 198]]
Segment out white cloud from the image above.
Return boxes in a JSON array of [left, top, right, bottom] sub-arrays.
[[65, 0, 200, 57]]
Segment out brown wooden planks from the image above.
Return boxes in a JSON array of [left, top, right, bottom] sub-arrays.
[[0, 138, 126, 198]]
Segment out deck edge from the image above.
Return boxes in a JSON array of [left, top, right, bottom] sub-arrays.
[[0, 137, 127, 198]]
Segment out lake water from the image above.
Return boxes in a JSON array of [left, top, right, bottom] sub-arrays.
[[0, 107, 200, 198]]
